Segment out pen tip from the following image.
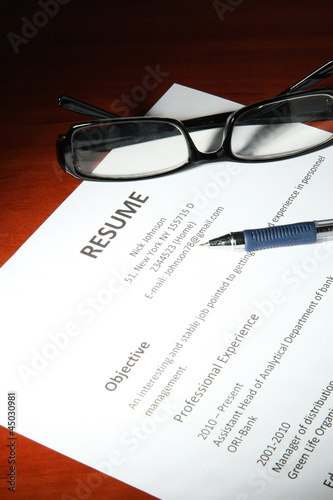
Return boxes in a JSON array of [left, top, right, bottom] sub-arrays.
[[200, 242, 210, 247]]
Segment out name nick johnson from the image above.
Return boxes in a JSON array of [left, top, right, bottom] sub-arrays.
[[80, 192, 149, 258]]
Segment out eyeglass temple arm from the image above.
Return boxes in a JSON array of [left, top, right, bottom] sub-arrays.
[[182, 60, 333, 130], [58, 60, 333, 128], [58, 93, 232, 131], [278, 59, 333, 96], [58, 95, 120, 120]]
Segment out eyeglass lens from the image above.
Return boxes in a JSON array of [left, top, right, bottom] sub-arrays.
[[231, 94, 333, 160], [72, 120, 190, 179]]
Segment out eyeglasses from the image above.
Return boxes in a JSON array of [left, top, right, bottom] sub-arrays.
[[56, 60, 333, 181]]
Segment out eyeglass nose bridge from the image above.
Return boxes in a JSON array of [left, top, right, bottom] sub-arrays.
[[181, 109, 236, 163], [190, 146, 228, 164], [181, 108, 237, 164]]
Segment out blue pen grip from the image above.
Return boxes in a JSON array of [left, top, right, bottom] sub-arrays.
[[244, 222, 317, 251]]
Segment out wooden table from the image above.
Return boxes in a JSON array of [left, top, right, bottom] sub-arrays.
[[1, 0, 332, 498]]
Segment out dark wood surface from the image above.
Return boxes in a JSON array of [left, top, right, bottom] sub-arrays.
[[1, 0, 332, 498]]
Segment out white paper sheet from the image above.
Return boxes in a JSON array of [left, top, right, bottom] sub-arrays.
[[1, 84, 333, 499]]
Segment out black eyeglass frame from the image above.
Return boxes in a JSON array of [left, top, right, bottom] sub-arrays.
[[57, 60, 333, 181]]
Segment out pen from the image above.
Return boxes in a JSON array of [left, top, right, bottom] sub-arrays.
[[201, 220, 333, 252]]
